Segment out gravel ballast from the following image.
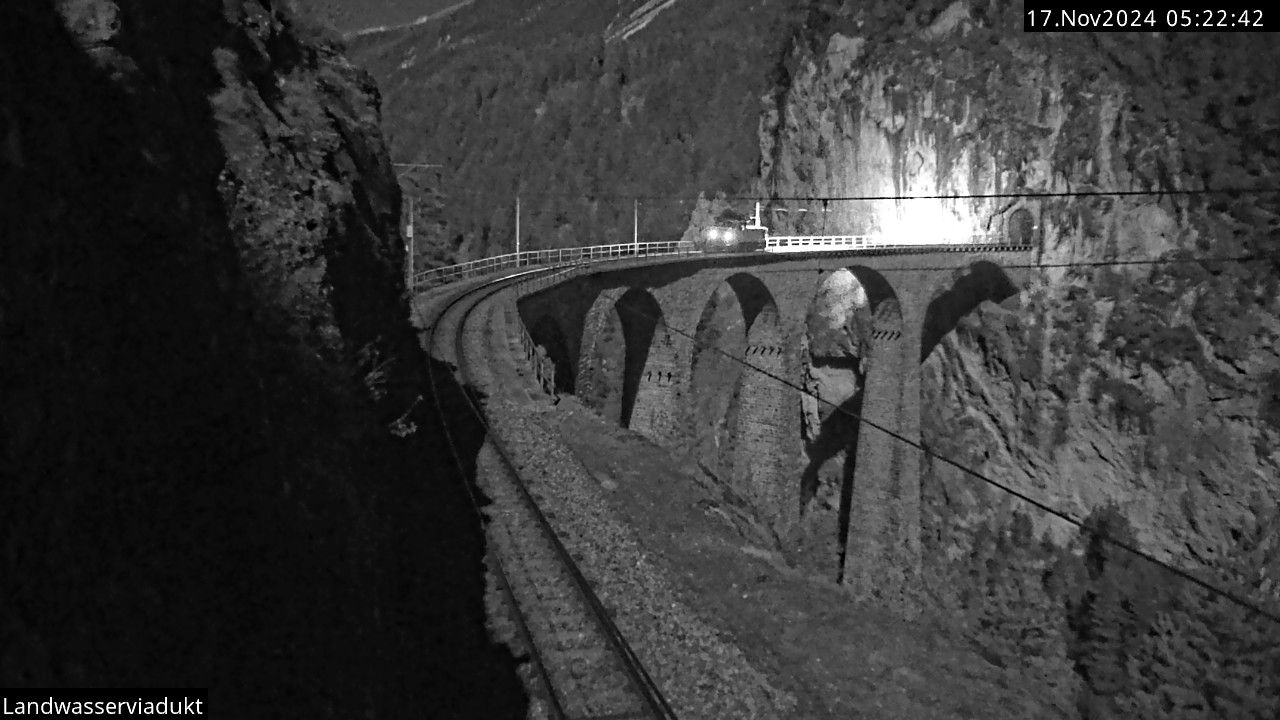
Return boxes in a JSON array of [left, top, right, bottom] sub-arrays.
[[458, 290, 798, 720]]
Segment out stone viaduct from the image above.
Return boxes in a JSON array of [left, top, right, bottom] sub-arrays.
[[516, 247, 1038, 603]]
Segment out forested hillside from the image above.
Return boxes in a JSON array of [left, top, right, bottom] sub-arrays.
[[349, 0, 795, 265]]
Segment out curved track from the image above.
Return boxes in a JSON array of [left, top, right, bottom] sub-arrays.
[[423, 269, 678, 720]]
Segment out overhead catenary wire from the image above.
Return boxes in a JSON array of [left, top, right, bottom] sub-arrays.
[[600, 263, 1280, 626], [495, 186, 1280, 203], [750, 186, 1280, 203], [663, 314, 1280, 624], [749, 252, 1280, 275]]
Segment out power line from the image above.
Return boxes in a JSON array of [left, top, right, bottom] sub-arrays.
[[492, 186, 1280, 203], [748, 251, 1280, 274], [758, 186, 1280, 203], [606, 286, 1280, 625]]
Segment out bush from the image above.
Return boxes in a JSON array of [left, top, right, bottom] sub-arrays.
[[1117, 518, 1280, 720], [1261, 370, 1280, 432], [926, 511, 1079, 713]]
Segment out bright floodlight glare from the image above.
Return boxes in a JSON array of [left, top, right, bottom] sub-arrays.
[[885, 202, 973, 244], [707, 227, 721, 241]]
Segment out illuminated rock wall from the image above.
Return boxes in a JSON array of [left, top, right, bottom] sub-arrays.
[[763, 2, 1280, 563]]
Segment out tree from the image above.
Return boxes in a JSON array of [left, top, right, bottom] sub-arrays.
[[1118, 516, 1280, 719], [1066, 505, 1173, 719], [968, 513, 1078, 714]]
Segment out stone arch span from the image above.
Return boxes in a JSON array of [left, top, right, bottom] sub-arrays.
[[920, 260, 1020, 362], [576, 287, 677, 439], [799, 266, 906, 581], [687, 272, 794, 532], [526, 315, 574, 393], [689, 282, 749, 462]]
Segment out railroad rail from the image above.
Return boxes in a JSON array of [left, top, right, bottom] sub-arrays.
[[424, 269, 678, 720]]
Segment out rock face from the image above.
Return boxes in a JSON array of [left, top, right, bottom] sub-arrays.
[[763, 2, 1280, 564], [209, 0, 421, 417], [3, 1, 520, 714]]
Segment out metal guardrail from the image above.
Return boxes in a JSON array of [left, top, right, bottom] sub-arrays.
[[765, 233, 1000, 252], [412, 241, 697, 290], [414, 234, 1032, 291]]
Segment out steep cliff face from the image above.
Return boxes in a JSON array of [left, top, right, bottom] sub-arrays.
[[2, 1, 520, 714], [210, 0, 422, 416], [764, 1, 1280, 564]]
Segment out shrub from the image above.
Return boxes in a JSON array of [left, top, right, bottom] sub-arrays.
[[1063, 506, 1175, 719], [1260, 369, 1280, 432], [1117, 518, 1280, 720], [1090, 378, 1154, 434]]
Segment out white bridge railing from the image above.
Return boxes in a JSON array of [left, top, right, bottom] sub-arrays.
[[412, 233, 1021, 290], [412, 240, 697, 289], [765, 233, 999, 252]]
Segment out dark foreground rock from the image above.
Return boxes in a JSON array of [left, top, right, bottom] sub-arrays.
[[1, 1, 523, 716]]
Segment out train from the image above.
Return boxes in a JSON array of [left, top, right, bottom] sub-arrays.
[[690, 202, 1041, 254], [696, 203, 769, 253]]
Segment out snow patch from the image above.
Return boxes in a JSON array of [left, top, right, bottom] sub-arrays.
[[606, 0, 686, 43], [344, 0, 475, 39]]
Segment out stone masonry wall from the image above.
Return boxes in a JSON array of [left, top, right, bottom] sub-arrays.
[[511, 249, 1038, 600]]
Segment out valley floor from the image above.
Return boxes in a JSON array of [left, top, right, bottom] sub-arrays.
[[551, 397, 1064, 720]]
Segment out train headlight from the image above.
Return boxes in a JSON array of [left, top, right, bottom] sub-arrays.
[[706, 227, 720, 241]]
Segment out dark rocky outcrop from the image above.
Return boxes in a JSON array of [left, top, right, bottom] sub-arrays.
[[2, 1, 522, 715]]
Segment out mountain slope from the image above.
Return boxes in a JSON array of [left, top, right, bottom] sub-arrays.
[[292, 0, 464, 32], [347, 0, 796, 264]]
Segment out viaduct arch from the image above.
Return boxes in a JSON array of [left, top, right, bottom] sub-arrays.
[[574, 286, 680, 437], [516, 249, 1037, 602], [921, 261, 1021, 362], [686, 273, 794, 531]]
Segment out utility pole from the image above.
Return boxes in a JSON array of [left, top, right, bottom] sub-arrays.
[[633, 198, 639, 254], [515, 194, 521, 263], [393, 162, 441, 290], [406, 195, 414, 286]]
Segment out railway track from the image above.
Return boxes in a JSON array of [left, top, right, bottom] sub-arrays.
[[423, 269, 677, 720]]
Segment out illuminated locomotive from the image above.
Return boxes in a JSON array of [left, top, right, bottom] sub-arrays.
[[689, 200, 1040, 254]]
